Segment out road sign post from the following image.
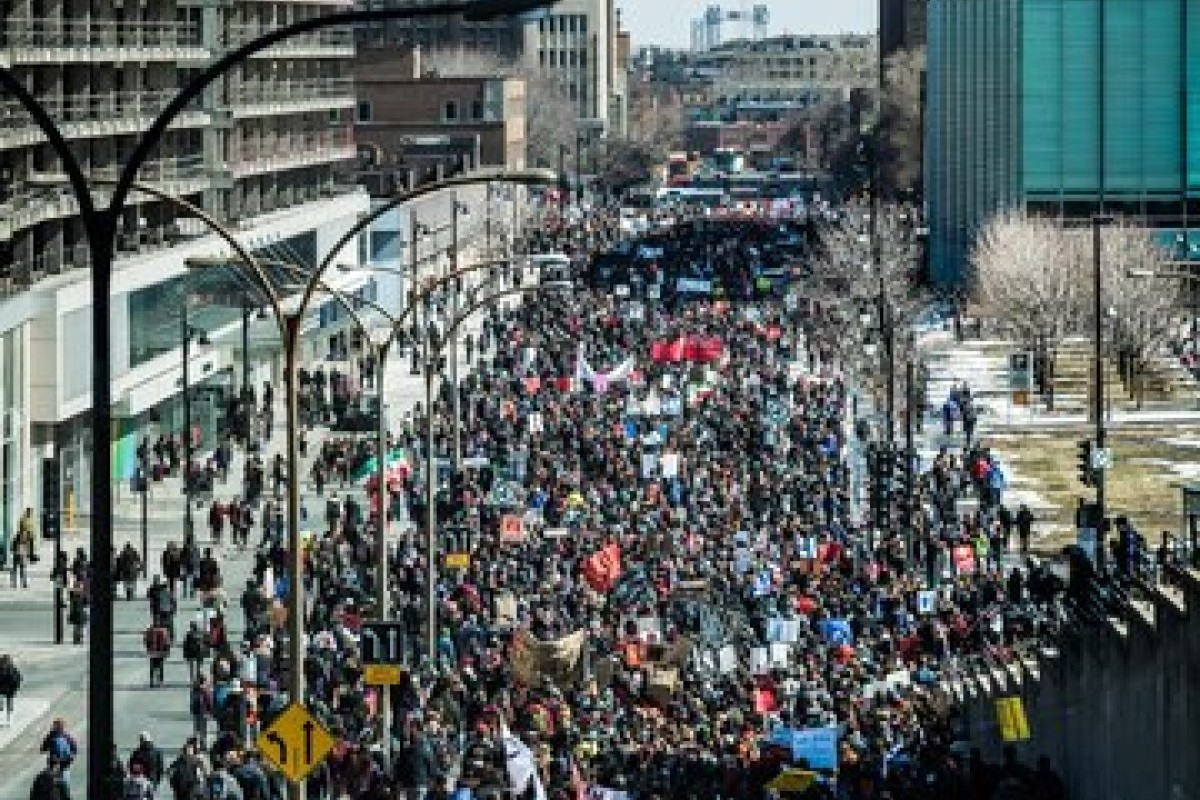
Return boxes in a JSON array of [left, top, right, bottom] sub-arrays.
[[256, 703, 336, 785]]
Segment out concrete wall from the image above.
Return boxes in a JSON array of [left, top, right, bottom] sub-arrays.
[[953, 570, 1200, 800]]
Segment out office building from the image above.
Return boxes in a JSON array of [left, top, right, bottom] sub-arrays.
[[356, 0, 627, 136], [0, 0, 370, 532], [926, 0, 1200, 285], [689, 34, 878, 122], [353, 47, 529, 184], [880, 0, 927, 58]]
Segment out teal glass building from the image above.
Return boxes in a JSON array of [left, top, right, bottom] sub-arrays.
[[926, 0, 1200, 285]]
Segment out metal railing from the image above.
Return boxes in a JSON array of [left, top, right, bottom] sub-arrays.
[[6, 17, 203, 49], [227, 77, 354, 106], [231, 129, 355, 166], [1, 90, 204, 132], [91, 154, 208, 183], [224, 23, 352, 52]]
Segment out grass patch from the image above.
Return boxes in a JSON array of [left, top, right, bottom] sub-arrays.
[[982, 426, 1200, 549]]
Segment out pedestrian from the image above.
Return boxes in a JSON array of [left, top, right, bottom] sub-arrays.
[[162, 541, 183, 597], [1016, 504, 1034, 555], [189, 675, 214, 749], [183, 620, 210, 682], [128, 733, 165, 790], [29, 758, 70, 800], [209, 501, 225, 547], [121, 764, 153, 800], [0, 653, 21, 726], [143, 618, 171, 687], [67, 587, 87, 645], [11, 509, 37, 589], [116, 542, 142, 601], [168, 741, 207, 800], [39, 720, 77, 775]]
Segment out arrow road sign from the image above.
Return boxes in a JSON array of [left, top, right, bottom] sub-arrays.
[[256, 702, 336, 784], [360, 621, 406, 665]]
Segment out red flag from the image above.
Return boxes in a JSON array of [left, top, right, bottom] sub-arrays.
[[583, 543, 622, 593]]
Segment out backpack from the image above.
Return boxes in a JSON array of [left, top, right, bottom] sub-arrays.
[[144, 627, 169, 655], [49, 733, 74, 765]]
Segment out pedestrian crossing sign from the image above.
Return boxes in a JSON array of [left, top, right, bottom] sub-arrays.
[[256, 702, 336, 784]]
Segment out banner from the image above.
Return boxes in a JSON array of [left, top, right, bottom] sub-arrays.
[[768, 726, 840, 771], [503, 731, 548, 800], [511, 630, 588, 687], [817, 618, 854, 646], [952, 545, 977, 574], [500, 514, 526, 543]]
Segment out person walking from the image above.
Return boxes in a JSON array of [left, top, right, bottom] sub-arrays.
[[143, 618, 171, 688], [10, 509, 36, 589], [189, 675, 214, 750], [183, 621, 210, 683], [168, 741, 207, 800], [0, 653, 21, 726], [1016, 504, 1035, 555], [29, 758, 70, 800], [127, 733, 165, 792]]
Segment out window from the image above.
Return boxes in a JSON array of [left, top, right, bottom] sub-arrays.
[[356, 100, 372, 123], [579, 15, 587, 34], [471, 99, 484, 120], [567, 15, 576, 33], [568, 50, 577, 68], [539, 50, 547, 67], [443, 100, 459, 122]]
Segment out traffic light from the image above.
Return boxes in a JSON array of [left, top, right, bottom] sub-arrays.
[[1077, 439, 1094, 487]]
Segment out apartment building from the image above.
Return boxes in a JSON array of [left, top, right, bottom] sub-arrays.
[[0, 0, 371, 535]]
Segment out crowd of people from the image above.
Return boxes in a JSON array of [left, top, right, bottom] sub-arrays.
[[17, 210, 1077, 800]]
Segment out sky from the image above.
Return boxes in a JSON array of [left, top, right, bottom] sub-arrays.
[[618, 0, 877, 49]]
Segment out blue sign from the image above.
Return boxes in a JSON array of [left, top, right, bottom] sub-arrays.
[[818, 618, 854, 646], [768, 726, 839, 771]]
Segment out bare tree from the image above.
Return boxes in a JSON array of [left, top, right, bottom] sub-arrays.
[[805, 201, 926, 413], [971, 208, 1082, 405], [1083, 224, 1180, 406]]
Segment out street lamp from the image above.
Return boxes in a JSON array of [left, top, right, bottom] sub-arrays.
[[180, 305, 210, 543], [1093, 214, 1114, 572]]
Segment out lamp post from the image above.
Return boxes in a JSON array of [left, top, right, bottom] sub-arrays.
[[180, 304, 209, 541], [1093, 214, 1113, 572], [450, 195, 471, 471]]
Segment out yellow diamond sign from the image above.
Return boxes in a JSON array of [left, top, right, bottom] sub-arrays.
[[256, 702, 337, 784]]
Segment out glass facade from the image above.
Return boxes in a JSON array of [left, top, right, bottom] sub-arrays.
[[927, 0, 1200, 284]]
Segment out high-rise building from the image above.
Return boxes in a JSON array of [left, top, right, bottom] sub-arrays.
[[926, 0, 1200, 285], [879, 0, 927, 59], [0, 0, 370, 530]]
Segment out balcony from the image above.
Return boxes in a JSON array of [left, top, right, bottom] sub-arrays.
[[90, 154, 211, 200], [4, 18, 210, 64], [230, 129, 356, 177], [228, 77, 355, 119], [0, 90, 208, 148], [0, 188, 80, 242], [225, 24, 354, 59]]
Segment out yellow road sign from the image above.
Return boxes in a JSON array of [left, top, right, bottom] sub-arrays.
[[444, 552, 471, 569], [995, 696, 1031, 742], [363, 663, 404, 685], [257, 702, 337, 784]]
